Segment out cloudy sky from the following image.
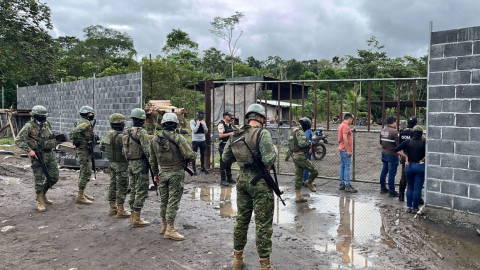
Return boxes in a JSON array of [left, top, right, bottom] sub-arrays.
[[45, 0, 480, 61]]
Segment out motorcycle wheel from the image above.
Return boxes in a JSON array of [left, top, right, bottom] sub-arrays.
[[312, 143, 327, 160]]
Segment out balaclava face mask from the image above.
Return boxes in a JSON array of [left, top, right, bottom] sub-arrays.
[[133, 118, 145, 127], [34, 116, 47, 125], [197, 113, 204, 121]]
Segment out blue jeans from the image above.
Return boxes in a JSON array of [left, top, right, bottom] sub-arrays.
[[380, 153, 399, 192], [339, 150, 351, 186], [405, 163, 425, 209], [303, 153, 312, 183]]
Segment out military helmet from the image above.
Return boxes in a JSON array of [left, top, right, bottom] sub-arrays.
[[31, 105, 48, 116], [299, 117, 312, 127], [79, 106, 94, 114], [413, 125, 423, 133], [130, 108, 146, 120], [109, 113, 126, 124], [162, 113, 179, 124], [245, 104, 266, 119]]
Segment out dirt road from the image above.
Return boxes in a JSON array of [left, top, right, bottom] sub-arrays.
[[1, 151, 479, 270]]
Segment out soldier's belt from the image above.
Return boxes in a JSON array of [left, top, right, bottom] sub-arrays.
[[160, 165, 183, 171], [126, 158, 142, 160], [292, 151, 305, 155]]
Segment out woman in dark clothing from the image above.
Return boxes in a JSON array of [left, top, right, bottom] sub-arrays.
[[394, 125, 426, 213]]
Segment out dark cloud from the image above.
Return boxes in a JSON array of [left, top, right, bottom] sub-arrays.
[[44, 0, 480, 62]]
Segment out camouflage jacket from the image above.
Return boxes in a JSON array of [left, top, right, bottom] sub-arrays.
[[149, 130, 196, 175], [289, 127, 311, 153], [15, 120, 56, 152], [70, 118, 93, 148], [122, 127, 153, 160], [222, 125, 277, 168]]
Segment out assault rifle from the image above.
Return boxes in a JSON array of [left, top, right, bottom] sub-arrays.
[[89, 119, 98, 179], [163, 132, 195, 176], [128, 129, 158, 196], [233, 136, 285, 206], [31, 123, 52, 188], [143, 155, 158, 196]]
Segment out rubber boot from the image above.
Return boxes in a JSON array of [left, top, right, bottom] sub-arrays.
[[220, 179, 230, 186], [227, 176, 236, 184], [259, 257, 275, 270], [36, 194, 46, 212], [76, 190, 93, 205], [305, 180, 317, 192], [84, 192, 94, 201], [42, 188, 53, 205], [131, 211, 150, 228], [398, 192, 405, 202], [164, 220, 184, 241], [295, 190, 307, 203], [109, 201, 118, 215], [233, 250, 245, 270], [160, 218, 167, 234], [116, 204, 131, 218]]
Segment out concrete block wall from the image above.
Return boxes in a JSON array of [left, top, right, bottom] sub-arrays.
[[17, 72, 142, 139], [427, 26, 480, 215]]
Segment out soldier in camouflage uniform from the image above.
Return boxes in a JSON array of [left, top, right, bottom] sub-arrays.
[[15, 106, 59, 212], [122, 108, 153, 227], [150, 113, 196, 241], [222, 104, 278, 270], [100, 113, 131, 218], [70, 106, 97, 204], [289, 117, 319, 203]]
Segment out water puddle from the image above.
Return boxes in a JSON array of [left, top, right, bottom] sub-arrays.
[[308, 194, 392, 268], [191, 187, 295, 223], [192, 187, 394, 268]]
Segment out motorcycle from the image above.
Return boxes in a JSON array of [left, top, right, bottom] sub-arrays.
[[285, 129, 328, 161]]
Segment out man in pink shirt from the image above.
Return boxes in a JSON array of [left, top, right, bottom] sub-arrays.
[[337, 114, 358, 193]]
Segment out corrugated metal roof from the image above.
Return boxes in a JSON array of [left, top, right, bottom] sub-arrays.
[[257, 100, 300, 107]]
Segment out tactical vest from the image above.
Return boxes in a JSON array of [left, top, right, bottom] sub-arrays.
[[152, 132, 183, 167], [69, 118, 92, 145], [288, 128, 308, 153], [122, 127, 144, 160], [219, 120, 234, 143], [26, 120, 57, 151], [399, 128, 413, 145], [230, 125, 262, 167], [102, 130, 127, 162]]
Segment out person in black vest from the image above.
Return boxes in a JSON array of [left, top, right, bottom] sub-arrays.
[[190, 110, 209, 175], [398, 116, 417, 202], [218, 112, 236, 186], [395, 125, 426, 213]]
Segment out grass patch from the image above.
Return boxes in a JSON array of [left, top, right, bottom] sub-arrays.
[[0, 138, 14, 145]]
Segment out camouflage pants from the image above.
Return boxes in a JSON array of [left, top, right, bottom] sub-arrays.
[[292, 153, 318, 190], [30, 151, 59, 195], [127, 159, 149, 212], [108, 161, 129, 205], [159, 169, 185, 221], [76, 148, 92, 190], [234, 168, 274, 258]]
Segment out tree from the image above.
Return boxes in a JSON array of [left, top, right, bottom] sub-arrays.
[[245, 56, 262, 69], [162, 29, 198, 55], [202, 47, 227, 78], [83, 25, 137, 66], [209, 11, 245, 78], [0, 0, 58, 107]]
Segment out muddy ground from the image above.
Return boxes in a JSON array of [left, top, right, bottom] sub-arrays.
[[1, 147, 480, 270]]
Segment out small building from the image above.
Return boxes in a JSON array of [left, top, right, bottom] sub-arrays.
[[257, 100, 301, 121]]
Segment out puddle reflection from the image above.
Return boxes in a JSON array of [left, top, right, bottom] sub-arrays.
[[309, 195, 384, 268], [191, 187, 295, 223], [192, 187, 392, 268]]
